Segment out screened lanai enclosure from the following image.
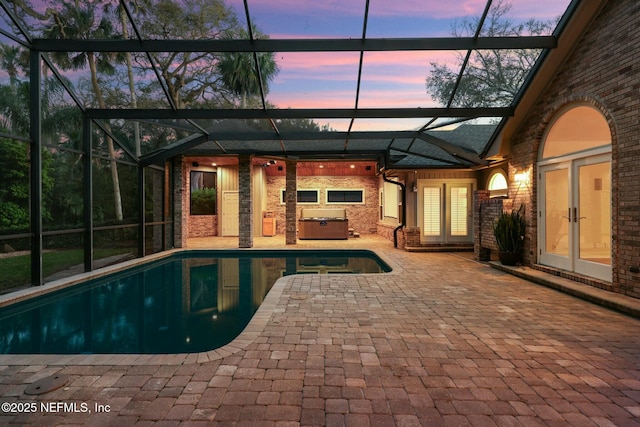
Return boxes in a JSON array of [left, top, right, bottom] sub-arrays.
[[0, 0, 578, 291]]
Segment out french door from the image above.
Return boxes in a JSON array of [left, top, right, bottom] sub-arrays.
[[538, 153, 611, 281], [418, 180, 474, 243]]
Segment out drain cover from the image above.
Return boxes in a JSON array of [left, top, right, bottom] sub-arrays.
[[24, 374, 69, 395]]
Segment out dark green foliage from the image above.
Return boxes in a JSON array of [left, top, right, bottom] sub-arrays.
[[190, 188, 217, 215], [493, 204, 526, 253]]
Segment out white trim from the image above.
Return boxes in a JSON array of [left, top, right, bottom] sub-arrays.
[[487, 168, 508, 198], [537, 145, 611, 167]]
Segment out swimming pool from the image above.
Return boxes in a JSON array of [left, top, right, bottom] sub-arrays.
[[0, 250, 390, 355]]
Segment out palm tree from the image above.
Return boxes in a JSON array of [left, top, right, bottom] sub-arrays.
[[0, 44, 22, 89], [217, 26, 279, 108], [44, 1, 126, 221], [112, 0, 152, 158]]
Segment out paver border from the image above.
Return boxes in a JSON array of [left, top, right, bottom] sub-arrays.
[[0, 247, 402, 366]]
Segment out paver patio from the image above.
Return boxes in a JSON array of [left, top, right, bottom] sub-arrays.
[[0, 236, 639, 426]]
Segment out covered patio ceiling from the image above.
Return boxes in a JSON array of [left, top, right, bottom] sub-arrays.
[[0, 0, 580, 169]]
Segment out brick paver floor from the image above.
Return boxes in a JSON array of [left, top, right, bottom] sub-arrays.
[[1, 237, 639, 426]]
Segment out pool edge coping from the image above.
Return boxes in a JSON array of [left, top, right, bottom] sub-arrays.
[[0, 247, 402, 366]]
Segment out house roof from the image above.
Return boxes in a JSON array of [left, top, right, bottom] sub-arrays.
[[0, 0, 602, 170]]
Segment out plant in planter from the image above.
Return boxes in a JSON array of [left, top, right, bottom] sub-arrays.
[[493, 204, 526, 265]]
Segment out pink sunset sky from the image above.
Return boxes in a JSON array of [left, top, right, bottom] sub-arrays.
[[225, 0, 572, 130], [0, 0, 572, 132]]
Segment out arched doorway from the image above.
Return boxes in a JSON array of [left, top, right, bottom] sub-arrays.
[[537, 105, 612, 282]]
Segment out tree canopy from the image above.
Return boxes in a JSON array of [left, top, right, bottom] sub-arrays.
[[425, 0, 556, 108]]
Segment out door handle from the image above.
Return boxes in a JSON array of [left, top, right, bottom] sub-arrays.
[[573, 207, 588, 221]]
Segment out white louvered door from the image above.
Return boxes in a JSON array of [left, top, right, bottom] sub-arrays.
[[418, 180, 474, 244]]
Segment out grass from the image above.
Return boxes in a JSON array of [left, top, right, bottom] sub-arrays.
[[0, 248, 131, 294]]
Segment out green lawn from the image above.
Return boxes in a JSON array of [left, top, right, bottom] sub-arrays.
[[0, 248, 131, 293]]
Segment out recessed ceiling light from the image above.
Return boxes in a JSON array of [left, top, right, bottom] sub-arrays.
[[319, 165, 324, 168], [350, 164, 355, 168]]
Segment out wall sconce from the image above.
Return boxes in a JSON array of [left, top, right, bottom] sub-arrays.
[[514, 171, 529, 185]]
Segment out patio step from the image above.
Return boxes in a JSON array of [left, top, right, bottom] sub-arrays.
[[404, 244, 473, 252]]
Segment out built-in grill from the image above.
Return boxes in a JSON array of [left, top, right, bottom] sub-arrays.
[[298, 208, 349, 240]]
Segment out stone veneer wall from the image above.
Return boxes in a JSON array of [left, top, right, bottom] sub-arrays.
[[173, 156, 185, 248], [265, 175, 379, 235], [238, 155, 253, 248], [506, 0, 640, 297]]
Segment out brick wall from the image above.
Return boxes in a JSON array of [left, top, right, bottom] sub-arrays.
[[474, 191, 505, 261], [188, 215, 218, 238], [507, 0, 640, 297], [181, 160, 219, 239], [265, 175, 379, 235], [376, 223, 405, 248]]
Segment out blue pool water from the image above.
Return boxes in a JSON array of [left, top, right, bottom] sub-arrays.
[[0, 250, 390, 355]]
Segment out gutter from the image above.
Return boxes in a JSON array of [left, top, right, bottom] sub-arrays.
[[382, 173, 406, 248]]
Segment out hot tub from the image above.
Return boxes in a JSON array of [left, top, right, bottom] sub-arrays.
[[298, 208, 349, 239]]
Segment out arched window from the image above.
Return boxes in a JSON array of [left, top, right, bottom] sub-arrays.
[[541, 105, 610, 159], [488, 169, 508, 198]]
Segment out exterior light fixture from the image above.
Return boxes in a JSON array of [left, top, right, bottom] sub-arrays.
[[514, 171, 529, 184]]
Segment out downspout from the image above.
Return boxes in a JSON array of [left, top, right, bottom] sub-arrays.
[[382, 173, 406, 248]]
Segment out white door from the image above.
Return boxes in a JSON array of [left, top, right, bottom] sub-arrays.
[[221, 191, 239, 236], [447, 184, 473, 243], [418, 180, 474, 244], [539, 154, 611, 281]]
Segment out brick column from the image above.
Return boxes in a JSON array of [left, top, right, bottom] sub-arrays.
[[285, 160, 297, 245], [404, 226, 421, 248], [238, 154, 253, 248], [474, 190, 491, 261], [173, 156, 185, 248]]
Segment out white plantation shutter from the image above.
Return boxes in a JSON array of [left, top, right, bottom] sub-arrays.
[[450, 186, 468, 236], [422, 187, 441, 236]]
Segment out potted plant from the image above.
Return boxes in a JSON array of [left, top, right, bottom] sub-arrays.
[[493, 204, 526, 266]]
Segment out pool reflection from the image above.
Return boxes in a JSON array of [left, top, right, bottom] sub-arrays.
[[0, 252, 388, 354]]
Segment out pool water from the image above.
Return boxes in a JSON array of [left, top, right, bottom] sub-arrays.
[[0, 250, 390, 355]]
